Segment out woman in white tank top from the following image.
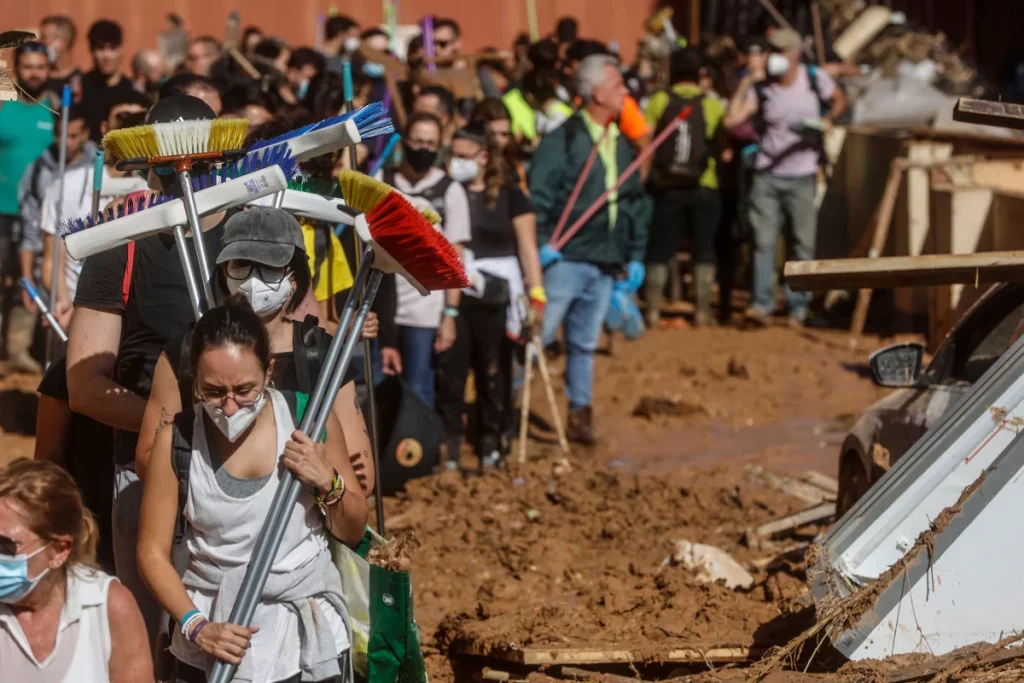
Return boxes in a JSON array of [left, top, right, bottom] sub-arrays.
[[0, 459, 152, 683], [138, 296, 368, 683]]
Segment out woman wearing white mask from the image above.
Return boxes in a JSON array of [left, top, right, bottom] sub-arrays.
[[135, 208, 376, 496], [435, 123, 544, 469], [0, 459, 152, 682], [138, 296, 367, 682]]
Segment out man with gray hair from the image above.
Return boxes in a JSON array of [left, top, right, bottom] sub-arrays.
[[529, 54, 651, 445], [130, 49, 168, 96]]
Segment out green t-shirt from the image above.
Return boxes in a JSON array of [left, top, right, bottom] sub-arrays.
[[503, 88, 537, 142], [0, 101, 55, 216], [645, 85, 724, 191]]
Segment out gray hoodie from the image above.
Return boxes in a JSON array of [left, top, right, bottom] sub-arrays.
[[18, 140, 99, 257]]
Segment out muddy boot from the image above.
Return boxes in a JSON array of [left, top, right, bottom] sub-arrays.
[[566, 406, 599, 446], [644, 263, 669, 328], [693, 263, 717, 328], [6, 306, 41, 374]]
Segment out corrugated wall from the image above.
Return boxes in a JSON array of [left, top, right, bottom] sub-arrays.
[[5, 0, 656, 70]]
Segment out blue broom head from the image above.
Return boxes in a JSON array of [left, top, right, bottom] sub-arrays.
[[191, 145, 299, 191], [246, 102, 395, 155], [59, 191, 175, 237]]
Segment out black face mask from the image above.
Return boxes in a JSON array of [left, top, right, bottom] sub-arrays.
[[404, 146, 436, 173]]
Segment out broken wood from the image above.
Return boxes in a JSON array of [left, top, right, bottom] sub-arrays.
[[457, 644, 761, 666], [745, 466, 836, 505], [481, 668, 511, 682], [801, 471, 838, 495], [754, 503, 836, 538], [883, 643, 1024, 682], [785, 250, 1024, 291], [953, 97, 1024, 131], [751, 543, 810, 570], [561, 667, 650, 683]]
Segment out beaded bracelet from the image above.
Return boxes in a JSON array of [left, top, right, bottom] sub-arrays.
[[315, 469, 346, 515], [180, 611, 207, 638]]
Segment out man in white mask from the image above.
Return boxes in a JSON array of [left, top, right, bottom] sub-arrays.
[[723, 28, 847, 327]]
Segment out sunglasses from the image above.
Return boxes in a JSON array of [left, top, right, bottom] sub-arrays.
[[0, 534, 19, 556], [434, 39, 453, 50]]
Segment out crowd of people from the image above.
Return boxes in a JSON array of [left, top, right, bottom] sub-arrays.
[[0, 10, 851, 682]]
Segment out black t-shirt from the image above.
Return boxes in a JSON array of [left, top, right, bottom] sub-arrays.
[[79, 70, 139, 142], [465, 182, 534, 259], [74, 213, 231, 465]]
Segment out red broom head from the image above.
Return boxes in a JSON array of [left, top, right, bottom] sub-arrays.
[[365, 193, 469, 291]]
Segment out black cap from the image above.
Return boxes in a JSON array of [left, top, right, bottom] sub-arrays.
[[146, 95, 215, 124], [217, 208, 306, 269]]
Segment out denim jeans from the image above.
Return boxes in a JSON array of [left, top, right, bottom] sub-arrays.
[[541, 260, 615, 410], [748, 172, 818, 319], [398, 325, 437, 408]]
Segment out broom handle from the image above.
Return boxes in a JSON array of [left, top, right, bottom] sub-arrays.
[[423, 15, 437, 74], [48, 85, 71, 365], [210, 258, 382, 683], [552, 106, 693, 252], [343, 61, 386, 534], [21, 278, 67, 343], [178, 171, 215, 308], [550, 124, 610, 245], [91, 150, 104, 222], [172, 225, 206, 321]]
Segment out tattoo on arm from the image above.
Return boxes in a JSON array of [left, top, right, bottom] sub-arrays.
[[155, 407, 173, 437]]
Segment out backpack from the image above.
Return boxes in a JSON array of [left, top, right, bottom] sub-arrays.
[[169, 389, 309, 544], [652, 92, 710, 187], [383, 169, 453, 225], [753, 64, 829, 136]]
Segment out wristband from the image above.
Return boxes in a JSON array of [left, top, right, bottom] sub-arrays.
[[443, 306, 459, 318], [181, 611, 207, 638], [189, 619, 210, 643], [180, 609, 200, 628], [528, 286, 547, 305]]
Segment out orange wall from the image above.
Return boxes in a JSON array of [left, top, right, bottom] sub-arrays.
[[6, 0, 655, 71]]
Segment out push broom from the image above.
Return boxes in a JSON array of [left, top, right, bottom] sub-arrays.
[[209, 180, 468, 683]]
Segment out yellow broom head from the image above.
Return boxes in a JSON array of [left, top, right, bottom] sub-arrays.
[[339, 169, 443, 225], [102, 118, 250, 162]]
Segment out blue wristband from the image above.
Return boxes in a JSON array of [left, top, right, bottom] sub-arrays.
[[180, 609, 199, 627]]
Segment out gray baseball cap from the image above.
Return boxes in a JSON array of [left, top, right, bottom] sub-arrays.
[[217, 207, 306, 268]]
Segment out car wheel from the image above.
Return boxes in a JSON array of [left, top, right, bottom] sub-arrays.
[[837, 454, 870, 516]]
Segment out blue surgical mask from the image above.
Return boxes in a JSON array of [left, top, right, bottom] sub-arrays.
[[363, 62, 386, 79], [0, 543, 51, 604]]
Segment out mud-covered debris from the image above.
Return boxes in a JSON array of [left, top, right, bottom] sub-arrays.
[[632, 396, 704, 420], [661, 540, 755, 590]]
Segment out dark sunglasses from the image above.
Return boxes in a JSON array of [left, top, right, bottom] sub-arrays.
[[0, 534, 18, 556], [434, 39, 453, 50]]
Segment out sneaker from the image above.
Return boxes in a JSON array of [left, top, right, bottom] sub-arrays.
[[480, 451, 503, 470], [566, 406, 599, 446]]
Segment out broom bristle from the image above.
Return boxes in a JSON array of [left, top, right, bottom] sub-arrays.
[[209, 118, 249, 151], [366, 193, 468, 291], [103, 126, 160, 161], [289, 176, 339, 197], [420, 208, 442, 225], [338, 170, 393, 214], [59, 190, 171, 236]]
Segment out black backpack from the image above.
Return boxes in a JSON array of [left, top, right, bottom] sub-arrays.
[[653, 93, 710, 187]]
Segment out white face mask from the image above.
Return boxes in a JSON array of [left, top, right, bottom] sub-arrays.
[[767, 53, 792, 77], [344, 37, 360, 54], [449, 158, 481, 183], [203, 392, 267, 442], [227, 274, 293, 316]]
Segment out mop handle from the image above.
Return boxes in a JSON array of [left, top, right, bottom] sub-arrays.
[[21, 278, 67, 343], [549, 122, 611, 245], [48, 86, 72, 362], [210, 257, 382, 683], [369, 133, 401, 178], [91, 150, 104, 221], [552, 106, 694, 252]]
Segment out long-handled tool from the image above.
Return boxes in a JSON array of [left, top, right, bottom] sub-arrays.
[[47, 85, 71, 364], [423, 14, 437, 74], [342, 61, 386, 538], [21, 278, 67, 343], [518, 298, 569, 464], [209, 189, 468, 683], [550, 106, 694, 253], [91, 150, 104, 221]]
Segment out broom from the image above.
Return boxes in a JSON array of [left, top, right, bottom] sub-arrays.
[[338, 169, 442, 226], [20, 278, 67, 343], [245, 102, 394, 163], [102, 116, 250, 314], [209, 186, 468, 683]]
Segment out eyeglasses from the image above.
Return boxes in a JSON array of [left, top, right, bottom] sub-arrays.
[[434, 39, 453, 50], [196, 382, 266, 408], [406, 138, 439, 152], [225, 260, 288, 284]]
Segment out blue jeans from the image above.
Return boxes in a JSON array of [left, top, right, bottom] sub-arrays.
[[541, 260, 615, 409], [399, 325, 437, 407], [748, 172, 818, 319]]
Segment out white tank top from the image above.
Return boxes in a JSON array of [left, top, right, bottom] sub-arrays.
[[0, 568, 115, 683], [171, 388, 349, 682]]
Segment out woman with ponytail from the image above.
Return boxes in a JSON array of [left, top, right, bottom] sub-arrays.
[[0, 459, 152, 682], [436, 123, 544, 469]]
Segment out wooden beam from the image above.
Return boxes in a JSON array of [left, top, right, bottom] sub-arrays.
[[802, 471, 839, 495], [811, 1, 826, 65], [953, 98, 1024, 131], [456, 644, 761, 666], [785, 251, 1024, 291], [754, 503, 836, 538]]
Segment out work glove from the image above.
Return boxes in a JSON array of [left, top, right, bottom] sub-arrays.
[[605, 288, 646, 340], [625, 261, 646, 293], [539, 244, 563, 270]]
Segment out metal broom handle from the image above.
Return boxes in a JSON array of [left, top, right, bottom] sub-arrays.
[[47, 85, 71, 364]]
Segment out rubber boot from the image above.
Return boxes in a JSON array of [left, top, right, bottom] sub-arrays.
[[566, 406, 599, 446], [644, 263, 669, 329], [6, 306, 41, 374], [694, 263, 717, 328]]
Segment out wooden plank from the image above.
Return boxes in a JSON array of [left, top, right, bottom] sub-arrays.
[[785, 251, 1024, 291], [802, 471, 839, 495], [456, 643, 761, 666], [746, 466, 835, 504], [755, 503, 836, 538], [954, 98, 1024, 131]]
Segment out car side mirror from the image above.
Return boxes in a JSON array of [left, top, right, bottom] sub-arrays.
[[869, 343, 925, 388]]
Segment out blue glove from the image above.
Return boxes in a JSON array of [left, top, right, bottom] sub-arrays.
[[539, 244, 563, 269], [620, 296, 646, 340], [604, 288, 627, 331], [625, 261, 646, 293]]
